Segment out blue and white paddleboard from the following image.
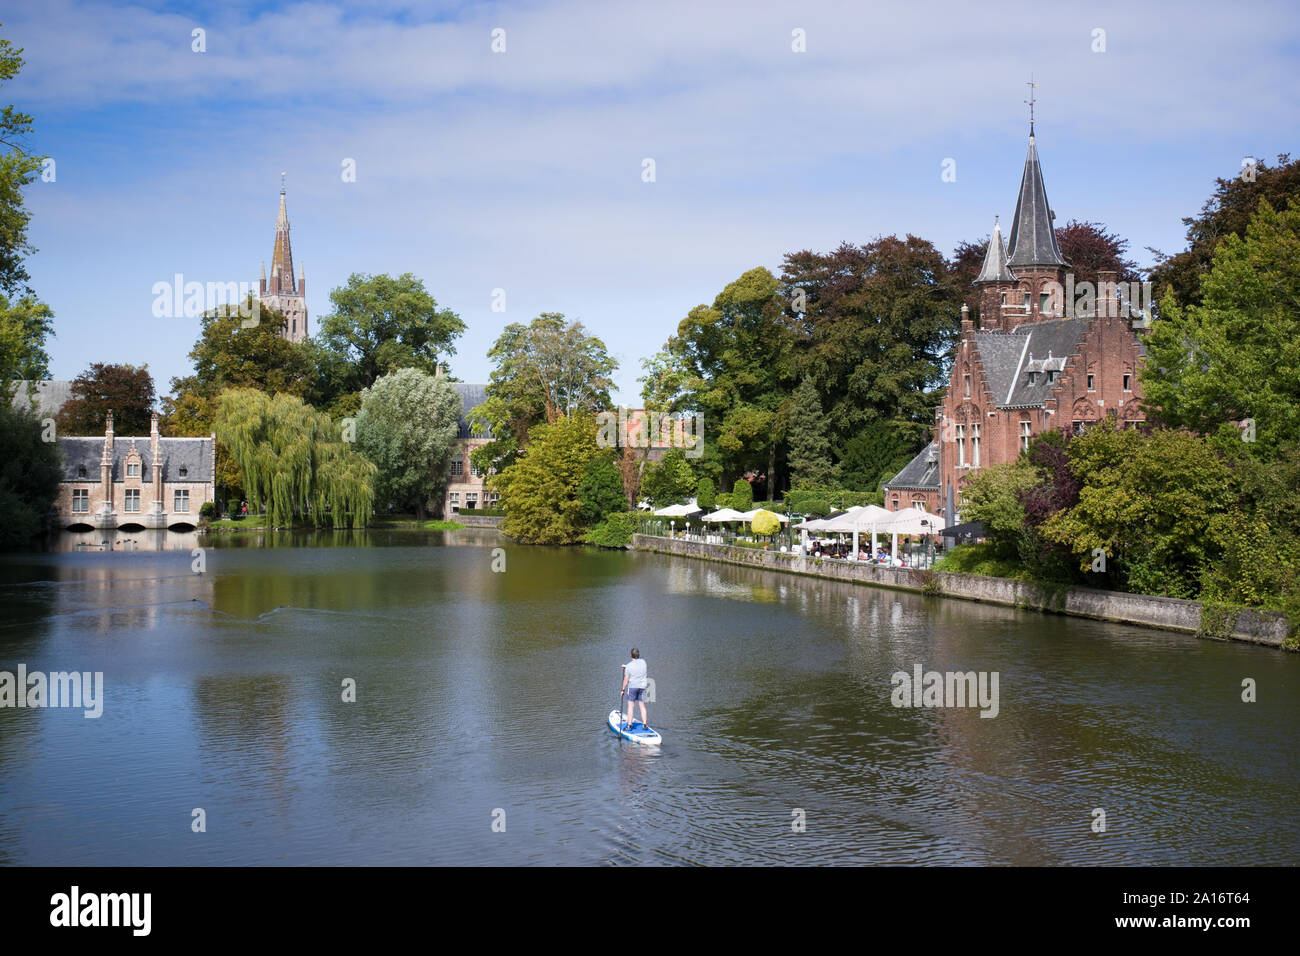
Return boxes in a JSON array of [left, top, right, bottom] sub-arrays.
[[608, 709, 663, 746]]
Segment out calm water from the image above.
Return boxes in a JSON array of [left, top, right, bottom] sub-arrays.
[[0, 529, 1296, 866]]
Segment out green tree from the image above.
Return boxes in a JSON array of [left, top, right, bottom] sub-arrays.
[[836, 421, 916, 492], [639, 448, 696, 506], [1042, 421, 1234, 597], [356, 368, 461, 518], [0, 30, 43, 297], [695, 477, 716, 510], [957, 459, 1038, 559], [315, 272, 465, 402], [214, 388, 375, 528], [0, 402, 60, 549], [578, 452, 627, 525], [781, 236, 963, 450], [1148, 154, 1300, 309], [1142, 200, 1300, 453], [651, 267, 795, 496], [471, 313, 616, 474], [730, 477, 753, 511], [57, 363, 155, 436], [492, 412, 601, 544], [786, 376, 838, 489], [0, 294, 53, 396]]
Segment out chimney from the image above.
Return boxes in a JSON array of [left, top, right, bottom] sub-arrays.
[[960, 303, 973, 333], [435, 364, 444, 378]]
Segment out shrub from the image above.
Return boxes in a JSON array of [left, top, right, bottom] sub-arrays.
[[199, 501, 217, 519], [584, 512, 639, 548], [731, 479, 753, 511], [696, 477, 716, 510]]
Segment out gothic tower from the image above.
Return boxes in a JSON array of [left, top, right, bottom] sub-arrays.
[[973, 123, 1069, 331], [258, 176, 309, 343]]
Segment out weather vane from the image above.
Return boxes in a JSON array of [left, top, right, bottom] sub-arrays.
[[1025, 76, 1037, 135], [280, 171, 286, 191]]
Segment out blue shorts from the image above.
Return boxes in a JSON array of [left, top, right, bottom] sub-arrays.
[[626, 686, 646, 702]]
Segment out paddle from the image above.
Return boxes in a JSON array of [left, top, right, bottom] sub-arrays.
[[618, 686, 627, 734]]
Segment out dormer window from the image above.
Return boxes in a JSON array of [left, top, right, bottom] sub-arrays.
[[77, 465, 87, 478], [126, 462, 140, 478], [179, 466, 188, 478], [1046, 370, 1057, 383], [1027, 371, 1038, 385]]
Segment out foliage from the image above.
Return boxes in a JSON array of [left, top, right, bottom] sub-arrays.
[[933, 543, 1035, 582], [1041, 421, 1234, 597], [584, 511, 639, 548], [1148, 153, 1300, 309], [1054, 220, 1143, 287], [781, 236, 963, 450], [314, 273, 465, 401], [198, 501, 216, 520], [639, 448, 697, 505], [0, 31, 42, 297], [0, 294, 53, 392], [751, 510, 780, 537], [492, 412, 601, 544], [646, 267, 794, 494], [355, 368, 461, 518], [730, 477, 753, 511], [836, 421, 917, 492], [57, 363, 155, 436], [0, 402, 60, 548], [1142, 200, 1300, 453], [786, 376, 838, 489], [214, 388, 375, 528], [695, 477, 716, 510], [470, 312, 616, 474], [958, 459, 1038, 558], [578, 451, 627, 525]]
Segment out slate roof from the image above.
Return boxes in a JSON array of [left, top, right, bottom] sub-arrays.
[[1006, 135, 1067, 268], [451, 382, 491, 439], [973, 316, 1090, 408], [9, 380, 74, 418], [57, 437, 215, 483], [975, 217, 1016, 284], [885, 441, 940, 490]]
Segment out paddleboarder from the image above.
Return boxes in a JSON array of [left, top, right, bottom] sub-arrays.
[[621, 648, 649, 730]]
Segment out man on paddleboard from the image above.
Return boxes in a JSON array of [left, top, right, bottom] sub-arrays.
[[621, 648, 649, 729]]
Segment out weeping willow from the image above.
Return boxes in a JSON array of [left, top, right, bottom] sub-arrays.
[[214, 388, 376, 528]]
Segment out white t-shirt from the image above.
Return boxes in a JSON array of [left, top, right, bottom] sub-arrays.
[[624, 658, 648, 689]]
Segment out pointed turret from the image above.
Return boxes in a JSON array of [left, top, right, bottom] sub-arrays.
[[270, 179, 295, 294], [1006, 133, 1066, 268], [257, 175, 309, 343], [975, 216, 1016, 283]]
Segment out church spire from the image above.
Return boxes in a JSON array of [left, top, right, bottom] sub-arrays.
[[1006, 127, 1066, 268], [270, 173, 295, 293]]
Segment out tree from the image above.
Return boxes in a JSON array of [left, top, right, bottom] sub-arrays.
[[492, 412, 602, 544], [355, 368, 461, 518], [957, 459, 1038, 558], [639, 448, 696, 506], [653, 267, 795, 495], [695, 477, 716, 510], [730, 477, 753, 511], [1042, 421, 1235, 597], [1142, 200, 1300, 453], [751, 510, 780, 538], [471, 313, 616, 474], [781, 237, 962, 451], [57, 363, 155, 436], [214, 388, 375, 528], [1054, 220, 1142, 287], [0, 293, 53, 396], [578, 451, 627, 525], [0, 30, 43, 297], [315, 272, 465, 403], [836, 422, 916, 492], [1148, 153, 1300, 308], [0, 402, 60, 549], [786, 376, 838, 489]]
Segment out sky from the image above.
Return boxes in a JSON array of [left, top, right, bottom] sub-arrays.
[[8, 0, 1300, 405]]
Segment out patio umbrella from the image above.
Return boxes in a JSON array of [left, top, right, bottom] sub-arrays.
[[702, 508, 747, 522]]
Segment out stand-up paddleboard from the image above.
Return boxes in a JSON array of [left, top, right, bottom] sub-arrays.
[[608, 710, 662, 746]]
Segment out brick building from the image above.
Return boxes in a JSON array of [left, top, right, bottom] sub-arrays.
[[442, 381, 498, 515], [56, 412, 215, 530], [884, 124, 1148, 520], [258, 178, 309, 343]]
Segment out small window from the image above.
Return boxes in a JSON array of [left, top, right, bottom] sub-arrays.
[[1123, 374, 1131, 391], [963, 374, 971, 398], [1023, 292, 1031, 308], [73, 489, 89, 513], [124, 489, 141, 513], [77, 465, 87, 478], [971, 424, 981, 468], [126, 462, 140, 478], [1020, 421, 1032, 452], [1040, 292, 1050, 314], [174, 490, 190, 513], [1027, 371, 1038, 385], [1001, 292, 1007, 306], [1046, 370, 1057, 383], [1087, 374, 1095, 391], [450, 459, 464, 477]]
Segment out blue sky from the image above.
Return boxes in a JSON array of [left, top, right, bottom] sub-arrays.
[[8, 0, 1300, 404]]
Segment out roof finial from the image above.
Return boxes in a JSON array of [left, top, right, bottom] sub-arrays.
[[280, 170, 286, 194], [1025, 76, 1037, 137]]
